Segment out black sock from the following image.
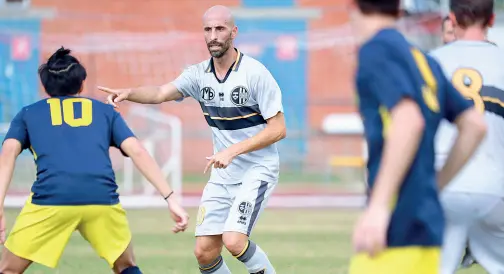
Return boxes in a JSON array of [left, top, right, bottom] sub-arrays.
[[120, 266, 142, 274]]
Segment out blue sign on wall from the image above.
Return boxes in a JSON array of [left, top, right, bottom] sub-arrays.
[[242, 0, 295, 7], [0, 19, 41, 124], [235, 18, 307, 161]]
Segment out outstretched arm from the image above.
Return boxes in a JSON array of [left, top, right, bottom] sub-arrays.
[[120, 137, 175, 199], [120, 137, 189, 233], [99, 65, 199, 106], [0, 139, 20, 243], [0, 109, 28, 208], [110, 110, 189, 232], [99, 83, 183, 106], [0, 139, 21, 207]]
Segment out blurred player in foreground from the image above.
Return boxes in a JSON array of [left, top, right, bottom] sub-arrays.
[[430, 0, 504, 273], [0, 47, 189, 274], [99, 5, 285, 274], [347, 0, 487, 273], [442, 16, 456, 44]]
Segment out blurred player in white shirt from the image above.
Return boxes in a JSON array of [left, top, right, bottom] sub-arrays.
[[99, 5, 285, 274], [431, 0, 504, 273], [440, 12, 479, 271], [442, 16, 456, 44]]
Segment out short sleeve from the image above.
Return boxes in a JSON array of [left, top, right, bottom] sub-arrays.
[[110, 111, 135, 150], [3, 108, 30, 150], [444, 81, 473, 123], [254, 67, 284, 120], [171, 65, 200, 100], [359, 42, 415, 110], [367, 60, 415, 110]]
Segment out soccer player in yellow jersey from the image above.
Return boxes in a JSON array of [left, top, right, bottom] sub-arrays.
[[347, 0, 486, 273], [0, 47, 189, 274]]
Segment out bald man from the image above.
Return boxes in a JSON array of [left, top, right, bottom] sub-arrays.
[[99, 5, 284, 274]]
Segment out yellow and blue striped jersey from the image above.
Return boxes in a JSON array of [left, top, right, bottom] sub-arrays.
[[3, 96, 134, 205], [356, 28, 472, 247]]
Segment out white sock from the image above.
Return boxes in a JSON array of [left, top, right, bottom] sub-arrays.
[[235, 240, 275, 274], [199, 255, 231, 274]]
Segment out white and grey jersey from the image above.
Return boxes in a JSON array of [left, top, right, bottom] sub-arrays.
[[172, 49, 284, 184], [431, 40, 504, 195]]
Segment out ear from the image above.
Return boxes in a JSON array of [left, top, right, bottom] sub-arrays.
[[449, 12, 458, 27], [448, 12, 457, 25], [78, 81, 85, 94], [488, 13, 495, 28], [231, 25, 238, 39], [347, 0, 357, 10]]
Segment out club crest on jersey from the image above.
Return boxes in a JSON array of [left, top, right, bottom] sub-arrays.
[[230, 86, 250, 106], [201, 87, 215, 102]]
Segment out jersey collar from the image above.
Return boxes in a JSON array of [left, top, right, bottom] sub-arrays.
[[451, 40, 498, 47], [205, 48, 244, 84]]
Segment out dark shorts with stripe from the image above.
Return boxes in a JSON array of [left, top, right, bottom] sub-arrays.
[[195, 180, 276, 236]]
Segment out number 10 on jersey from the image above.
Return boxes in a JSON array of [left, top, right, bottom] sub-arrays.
[[47, 98, 93, 127]]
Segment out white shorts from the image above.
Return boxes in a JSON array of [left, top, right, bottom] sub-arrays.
[[440, 192, 504, 274], [195, 180, 276, 237]]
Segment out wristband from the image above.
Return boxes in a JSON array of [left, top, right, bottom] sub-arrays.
[[164, 191, 174, 200]]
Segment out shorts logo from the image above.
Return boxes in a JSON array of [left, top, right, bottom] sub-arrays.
[[201, 87, 215, 102], [238, 201, 253, 216], [196, 206, 206, 226], [230, 86, 249, 106], [237, 201, 253, 225]]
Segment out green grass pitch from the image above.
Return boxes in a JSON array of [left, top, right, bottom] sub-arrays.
[[1, 208, 486, 274]]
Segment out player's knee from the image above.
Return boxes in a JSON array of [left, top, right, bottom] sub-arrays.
[[0, 269, 22, 274], [222, 232, 248, 256], [194, 241, 222, 265], [0, 261, 21, 274]]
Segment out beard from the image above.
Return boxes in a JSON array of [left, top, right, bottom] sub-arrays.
[[206, 36, 232, 58]]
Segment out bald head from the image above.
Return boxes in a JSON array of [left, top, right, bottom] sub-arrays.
[[202, 5, 237, 58], [203, 5, 235, 27]]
